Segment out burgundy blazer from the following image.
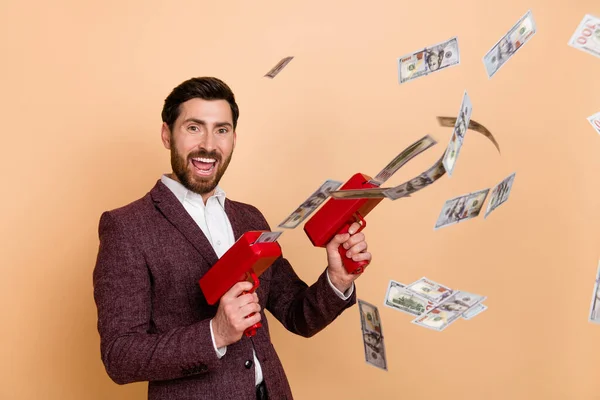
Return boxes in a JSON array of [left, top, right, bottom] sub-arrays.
[[93, 180, 356, 400]]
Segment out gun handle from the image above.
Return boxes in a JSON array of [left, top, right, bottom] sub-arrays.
[[336, 213, 369, 275], [242, 270, 262, 338]]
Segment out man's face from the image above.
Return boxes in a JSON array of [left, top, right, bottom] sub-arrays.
[[364, 333, 378, 347], [499, 39, 512, 57], [161, 98, 236, 197], [427, 53, 440, 70]]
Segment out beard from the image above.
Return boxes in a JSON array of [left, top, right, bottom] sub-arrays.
[[170, 145, 233, 196]]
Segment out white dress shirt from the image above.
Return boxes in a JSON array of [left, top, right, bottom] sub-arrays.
[[160, 174, 353, 386]]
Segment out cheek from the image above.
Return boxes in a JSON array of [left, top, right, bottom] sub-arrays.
[[220, 139, 235, 156]]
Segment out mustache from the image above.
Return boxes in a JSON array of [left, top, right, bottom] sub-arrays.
[[188, 149, 221, 162]]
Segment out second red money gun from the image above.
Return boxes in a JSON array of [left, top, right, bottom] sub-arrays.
[[199, 230, 282, 337]]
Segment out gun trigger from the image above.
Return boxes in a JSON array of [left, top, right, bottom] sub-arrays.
[[352, 212, 367, 233], [243, 270, 260, 294]]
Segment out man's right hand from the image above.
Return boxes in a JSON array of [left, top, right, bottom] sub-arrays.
[[212, 281, 262, 348]]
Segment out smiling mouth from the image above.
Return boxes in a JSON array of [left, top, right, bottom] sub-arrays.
[[190, 157, 217, 176]]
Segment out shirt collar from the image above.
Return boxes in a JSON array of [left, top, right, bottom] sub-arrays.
[[160, 174, 227, 208]]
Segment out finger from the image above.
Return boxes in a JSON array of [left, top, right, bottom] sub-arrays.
[[347, 221, 363, 235], [328, 232, 350, 249], [242, 312, 262, 329], [234, 310, 262, 333], [235, 292, 257, 308], [224, 281, 254, 299], [350, 251, 371, 263], [240, 302, 261, 318], [345, 241, 368, 257], [342, 232, 365, 250]]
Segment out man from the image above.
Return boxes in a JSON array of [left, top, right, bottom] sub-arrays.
[[93, 77, 371, 400]]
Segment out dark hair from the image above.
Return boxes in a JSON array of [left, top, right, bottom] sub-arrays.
[[161, 77, 239, 132]]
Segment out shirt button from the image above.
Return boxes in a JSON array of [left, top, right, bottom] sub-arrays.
[[244, 360, 253, 369], [216, 240, 221, 245]]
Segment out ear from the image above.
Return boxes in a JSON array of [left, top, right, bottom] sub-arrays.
[[161, 123, 171, 149], [233, 130, 237, 149]]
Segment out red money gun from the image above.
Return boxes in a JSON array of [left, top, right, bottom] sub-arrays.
[[199, 231, 281, 337], [303, 173, 383, 275]]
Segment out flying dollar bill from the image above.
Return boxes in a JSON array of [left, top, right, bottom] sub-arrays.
[[369, 135, 437, 186], [405, 277, 453, 304], [483, 10, 537, 78], [434, 189, 490, 230], [383, 156, 446, 200], [253, 231, 283, 244], [443, 91, 473, 177], [330, 187, 389, 200], [588, 112, 600, 135], [411, 307, 461, 332], [398, 37, 460, 84], [484, 172, 516, 219], [331, 135, 437, 200], [278, 180, 342, 229], [568, 14, 600, 59], [462, 303, 487, 320], [435, 291, 486, 313], [265, 56, 294, 78], [411, 290, 486, 331], [383, 280, 437, 316], [358, 299, 388, 370], [436, 116, 500, 153], [589, 262, 600, 324]]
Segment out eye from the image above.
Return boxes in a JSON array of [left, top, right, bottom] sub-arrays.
[[217, 128, 228, 134], [188, 125, 200, 133]]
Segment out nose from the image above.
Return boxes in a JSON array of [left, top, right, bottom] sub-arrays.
[[197, 130, 216, 151]]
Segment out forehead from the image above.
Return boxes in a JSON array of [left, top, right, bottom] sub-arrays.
[[176, 98, 233, 124]]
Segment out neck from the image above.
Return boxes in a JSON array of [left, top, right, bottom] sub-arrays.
[[200, 191, 215, 205]]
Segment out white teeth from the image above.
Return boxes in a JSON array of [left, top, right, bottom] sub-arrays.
[[193, 157, 216, 163]]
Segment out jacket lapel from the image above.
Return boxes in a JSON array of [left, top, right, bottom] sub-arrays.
[[224, 200, 245, 240], [150, 180, 219, 267]]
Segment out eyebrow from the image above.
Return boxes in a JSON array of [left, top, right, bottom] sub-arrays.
[[183, 118, 233, 128]]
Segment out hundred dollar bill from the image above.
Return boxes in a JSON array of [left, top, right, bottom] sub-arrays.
[[383, 280, 437, 316], [436, 116, 500, 153], [483, 10, 537, 78], [253, 231, 283, 244], [383, 156, 445, 200], [369, 135, 438, 186], [462, 303, 487, 320], [330, 187, 389, 200], [436, 291, 486, 313], [278, 179, 342, 229], [265, 56, 294, 78], [411, 306, 461, 332], [588, 112, 600, 135], [484, 172, 516, 219], [358, 299, 388, 370], [568, 14, 600, 59], [405, 277, 453, 304], [398, 37, 460, 84], [589, 262, 600, 324], [412, 290, 486, 331], [443, 91, 473, 177], [434, 189, 490, 230]]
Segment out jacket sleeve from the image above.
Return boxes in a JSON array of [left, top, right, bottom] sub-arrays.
[[250, 211, 356, 337], [93, 211, 221, 384], [266, 257, 356, 338]]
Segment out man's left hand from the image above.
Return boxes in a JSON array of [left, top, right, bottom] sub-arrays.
[[325, 221, 371, 293]]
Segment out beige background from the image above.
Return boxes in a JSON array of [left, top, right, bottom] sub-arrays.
[[1, 0, 599, 399]]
